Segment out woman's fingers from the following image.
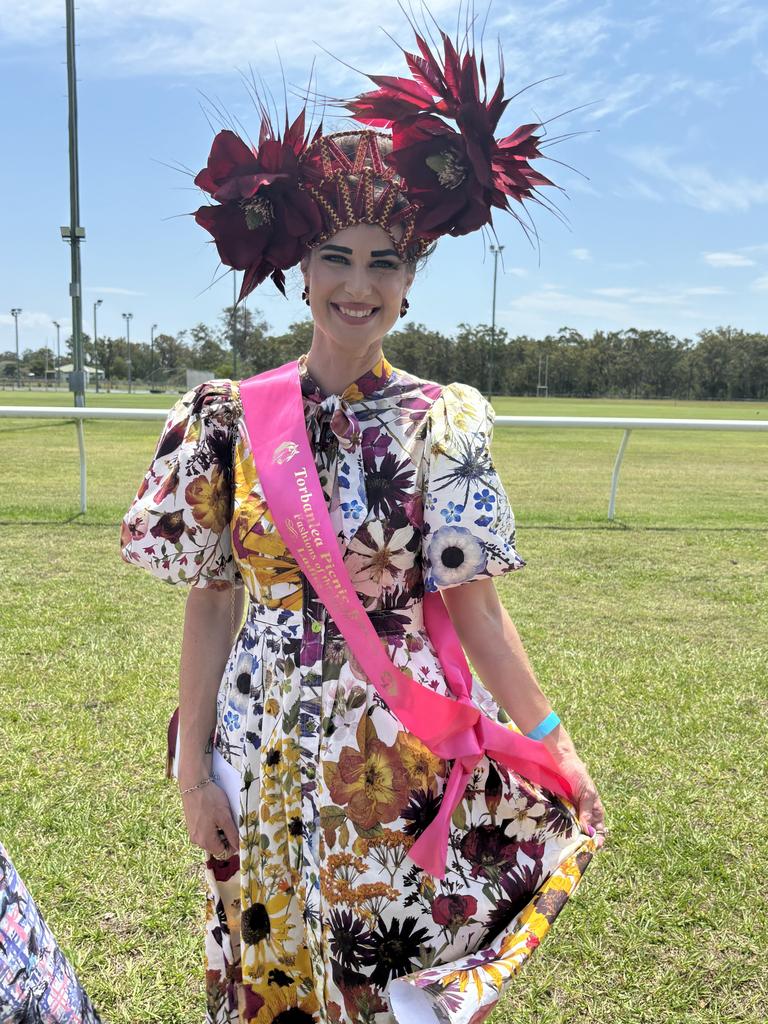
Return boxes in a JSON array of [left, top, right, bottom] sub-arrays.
[[213, 805, 239, 853], [181, 784, 239, 857], [578, 786, 608, 849]]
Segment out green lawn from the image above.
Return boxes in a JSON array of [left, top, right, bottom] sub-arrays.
[[0, 392, 766, 1023]]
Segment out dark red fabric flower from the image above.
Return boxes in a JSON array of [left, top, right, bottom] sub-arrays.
[[347, 28, 557, 241], [386, 118, 490, 238], [431, 893, 478, 930], [205, 850, 239, 881], [150, 511, 185, 544], [193, 117, 323, 300]]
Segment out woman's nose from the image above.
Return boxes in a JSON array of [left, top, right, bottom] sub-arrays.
[[342, 264, 375, 299]]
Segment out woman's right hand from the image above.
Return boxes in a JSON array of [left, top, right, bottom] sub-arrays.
[[180, 780, 239, 860]]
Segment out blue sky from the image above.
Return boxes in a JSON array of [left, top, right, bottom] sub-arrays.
[[1, 0, 767, 357]]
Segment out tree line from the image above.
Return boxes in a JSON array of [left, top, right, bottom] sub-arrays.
[[3, 306, 767, 401]]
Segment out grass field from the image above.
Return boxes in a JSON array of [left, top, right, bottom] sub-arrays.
[[1, 389, 766, 1023]]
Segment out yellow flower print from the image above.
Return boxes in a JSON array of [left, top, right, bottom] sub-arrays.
[[341, 382, 365, 402], [233, 493, 302, 597], [324, 715, 409, 830], [185, 466, 230, 533], [234, 439, 257, 504], [254, 982, 318, 1024], [396, 731, 447, 791], [185, 418, 201, 444]]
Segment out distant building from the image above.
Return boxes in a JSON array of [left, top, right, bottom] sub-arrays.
[[186, 369, 216, 389]]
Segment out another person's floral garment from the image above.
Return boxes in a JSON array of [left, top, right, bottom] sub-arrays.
[[0, 840, 103, 1023], [121, 354, 596, 1024]]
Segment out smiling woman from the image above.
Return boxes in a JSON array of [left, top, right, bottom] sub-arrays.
[[115, 10, 605, 1024]]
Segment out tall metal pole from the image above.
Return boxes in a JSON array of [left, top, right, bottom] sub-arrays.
[[93, 298, 102, 393], [122, 312, 133, 393], [64, 0, 85, 409], [53, 320, 61, 387], [487, 245, 504, 401], [150, 323, 157, 383], [232, 271, 238, 377], [10, 309, 22, 389]]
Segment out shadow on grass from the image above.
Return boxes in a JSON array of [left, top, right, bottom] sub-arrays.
[[0, 421, 84, 434]]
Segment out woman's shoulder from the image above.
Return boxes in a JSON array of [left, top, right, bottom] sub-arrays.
[[418, 377, 492, 431], [174, 378, 242, 425]]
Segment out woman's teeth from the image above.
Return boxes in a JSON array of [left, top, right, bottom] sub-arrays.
[[333, 304, 378, 321]]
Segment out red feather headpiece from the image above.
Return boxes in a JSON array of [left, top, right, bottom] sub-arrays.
[[192, 14, 562, 301]]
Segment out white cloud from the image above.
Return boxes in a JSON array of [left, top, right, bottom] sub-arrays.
[[498, 281, 735, 337], [592, 284, 729, 303], [0, 311, 69, 330], [623, 147, 768, 213], [700, 1, 768, 54], [615, 177, 664, 203], [570, 248, 591, 261], [703, 251, 756, 267], [753, 274, 768, 291]]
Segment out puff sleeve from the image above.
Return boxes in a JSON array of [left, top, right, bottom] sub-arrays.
[[421, 381, 525, 591], [119, 379, 243, 589]]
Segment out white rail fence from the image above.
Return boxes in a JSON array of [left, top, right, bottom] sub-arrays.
[[1, 406, 766, 520]]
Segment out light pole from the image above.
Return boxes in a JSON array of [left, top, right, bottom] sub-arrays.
[[150, 323, 158, 384], [53, 320, 61, 387], [232, 271, 238, 376], [487, 244, 504, 401], [122, 312, 133, 393], [10, 308, 22, 389], [93, 298, 102, 393]]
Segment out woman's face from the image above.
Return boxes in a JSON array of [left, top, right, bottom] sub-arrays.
[[301, 223, 414, 350]]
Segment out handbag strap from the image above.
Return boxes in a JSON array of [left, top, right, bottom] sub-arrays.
[[239, 361, 576, 877]]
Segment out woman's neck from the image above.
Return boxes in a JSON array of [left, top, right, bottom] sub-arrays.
[[304, 334, 384, 397]]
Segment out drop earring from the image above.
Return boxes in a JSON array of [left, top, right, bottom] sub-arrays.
[[302, 285, 310, 306], [399, 297, 410, 318]]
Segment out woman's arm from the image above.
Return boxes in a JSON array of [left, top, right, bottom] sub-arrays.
[[442, 577, 607, 845], [177, 583, 244, 789], [441, 577, 578, 763]]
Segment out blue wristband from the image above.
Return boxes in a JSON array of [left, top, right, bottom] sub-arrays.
[[525, 711, 560, 740]]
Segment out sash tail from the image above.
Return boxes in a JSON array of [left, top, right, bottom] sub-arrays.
[[408, 761, 475, 879], [477, 716, 577, 804]]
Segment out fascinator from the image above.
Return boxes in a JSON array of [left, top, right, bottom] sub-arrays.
[[193, 9, 565, 301]]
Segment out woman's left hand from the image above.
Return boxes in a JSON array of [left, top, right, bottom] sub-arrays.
[[555, 753, 608, 849]]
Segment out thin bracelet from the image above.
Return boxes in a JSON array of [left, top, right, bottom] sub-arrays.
[[525, 711, 561, 741], [180, 775, 218, 796]]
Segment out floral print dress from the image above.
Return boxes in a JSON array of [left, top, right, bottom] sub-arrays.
[[120, 354, 596, 1024]]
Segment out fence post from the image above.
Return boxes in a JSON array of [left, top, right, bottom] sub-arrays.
[[609, 429, 632, 521], [76, 419, 87, 514]]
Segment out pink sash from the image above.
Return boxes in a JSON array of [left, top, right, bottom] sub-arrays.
[[240, 361, 576, 878]]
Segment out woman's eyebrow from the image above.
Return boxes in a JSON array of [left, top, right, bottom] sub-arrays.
[[318, 243, 399, 257]]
